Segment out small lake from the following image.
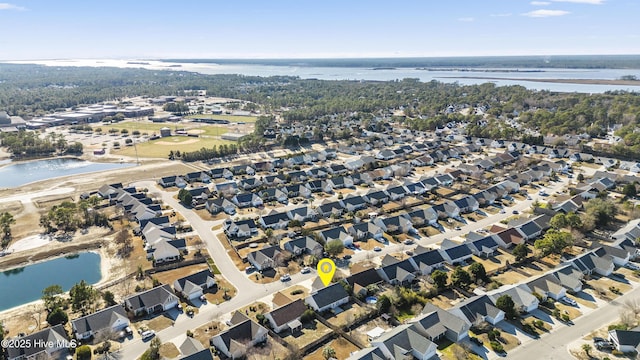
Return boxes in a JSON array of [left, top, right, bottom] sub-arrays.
[[0, 252, 102, 312], [0, 158, 134, 188]]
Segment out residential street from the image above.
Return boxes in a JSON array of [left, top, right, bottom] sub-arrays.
[[115, 163, 598, 359], [507, 283, 640, 360]]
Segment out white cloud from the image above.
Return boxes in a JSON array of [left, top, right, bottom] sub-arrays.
[[490, 13, 512, 17], [458, 17, 475, 22], [0, 3, 26, 10], [522, 9, 570, 17], [551, 0, 604, 4], [531, 1, 551, 5]]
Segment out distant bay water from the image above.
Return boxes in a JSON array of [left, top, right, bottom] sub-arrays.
[[6, 59, 640, 93]]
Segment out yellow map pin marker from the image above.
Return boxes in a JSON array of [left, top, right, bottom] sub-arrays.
[[317, 258, 336, 287]]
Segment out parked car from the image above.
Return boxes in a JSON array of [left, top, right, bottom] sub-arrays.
[[141, 330, 156, 341], [592, 337, 606, 344], [124, 326, 133, 336], [281, 274, 291, 282], [561, 297, 577, 306], [625, 262, 640, 271], [499, 209, 506, 214], [373, 246, 382, 252], [454, 226, 461, 231], [301, 267, 311, 274], [245, 266, 256, 274], [403, 239, 414, 245], [512, 210, 519, 214], [200, 295, 207, 302], [595, 341, 614, 350]]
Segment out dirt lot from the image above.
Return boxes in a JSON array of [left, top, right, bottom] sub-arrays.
[[351, 317, 393, 346], [282, 320, 332, 350], [326, 303, 371, 328], [203, 277, 237, 305], [151, 264, 210, 286], [303, 337, 359, 360]]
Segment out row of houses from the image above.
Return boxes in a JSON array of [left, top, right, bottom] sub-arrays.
[[6, 270, 217, 360]]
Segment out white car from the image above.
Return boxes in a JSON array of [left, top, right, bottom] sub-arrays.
[[301, 267, 311, 274], [141, 330, 156, 341], [281, 274, 291, 282], [561, 297, 577, 306]]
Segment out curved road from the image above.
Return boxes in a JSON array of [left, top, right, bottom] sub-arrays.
[[118, 167, 590, 358]]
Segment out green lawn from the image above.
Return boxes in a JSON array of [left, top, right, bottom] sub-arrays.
[[186, 114, 258, 123], [113, 136, 236, 158]]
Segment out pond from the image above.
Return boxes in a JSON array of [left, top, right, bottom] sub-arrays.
[[0, 158, 133, 188], [0, 252, 102, 312]]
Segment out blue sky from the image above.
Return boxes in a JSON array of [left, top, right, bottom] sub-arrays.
[[0, 0, 638, 60]]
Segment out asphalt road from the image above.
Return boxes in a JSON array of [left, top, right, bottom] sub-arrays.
[[507, 283, 640, 360], [116, 164, 597, 358]]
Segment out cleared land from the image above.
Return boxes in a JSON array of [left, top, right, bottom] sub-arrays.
[[112, 136, 236, 158]]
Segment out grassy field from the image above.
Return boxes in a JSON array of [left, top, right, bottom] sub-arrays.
[[186, 114, 258, 123], [112, 136, 236, 158], [101, 121, 230, 136]]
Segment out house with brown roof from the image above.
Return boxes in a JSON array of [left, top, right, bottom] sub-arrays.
[[264, 299, 307, 333]]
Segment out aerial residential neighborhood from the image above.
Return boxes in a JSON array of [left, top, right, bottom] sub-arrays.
[[2, 2, 640, 359], [3, 90, 640, 360]]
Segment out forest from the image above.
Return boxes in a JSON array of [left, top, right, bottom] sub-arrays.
[[1, 63, 640, 157]]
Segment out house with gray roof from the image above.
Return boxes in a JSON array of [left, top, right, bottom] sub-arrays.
[[209, 313, 268, 359], [247, 245, 283, 271], [527, 273, 567, 300], [609, 328, 640, 353], [319, 226, 354, 246], [124, 285, 179, 316], [317, 201, 345, 218], [348, 221, 384, 242], [409, 248, 446, 275], [432, 201, 460, 219], [487, 284, 539, 313], [376, 258, 418, 285], [363, 190, 390, 205], [178, 338, 211, 360], [224, 219, 258, 239], [598, 244, 631, 266], [346, 347, 386, 360], [466, 236, 500, 257], [449, 295, 505, 326], [264, 299, 307, 333], [439, 239, 473, 265], [403, 207, 438, 228], [563, 249, 614, 276], [611, 219, 640, 242], [374, 215, 415, 235], [72, 305, 130, 340], [259, 211, 290, 230], [305, 282, 350, 312], [453, 196, 480, 213], [283, 236, 322, 258], [370, 324, 437, 360], [414, 303, 470, 342], [6, 324, 71, 360], [174, 269, 216, 300], [551, 265, 584, 293], [341, 195, 367, 212]]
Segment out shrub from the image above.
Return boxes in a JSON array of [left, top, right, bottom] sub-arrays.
[[552, 309, 561, 318], [487, 329, 501, 341], [561, 314, 570, 322], [256, 313, 266, 325], [290, 289, 304, 295], [76, 345, 92, 360], [534, 320, 545, 329], [300, 309, 316, 323], [490, 341, 504, 352], [612, 350, 623, 356], [186, 330, 193, 338], [522, 323, 536, 335]]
